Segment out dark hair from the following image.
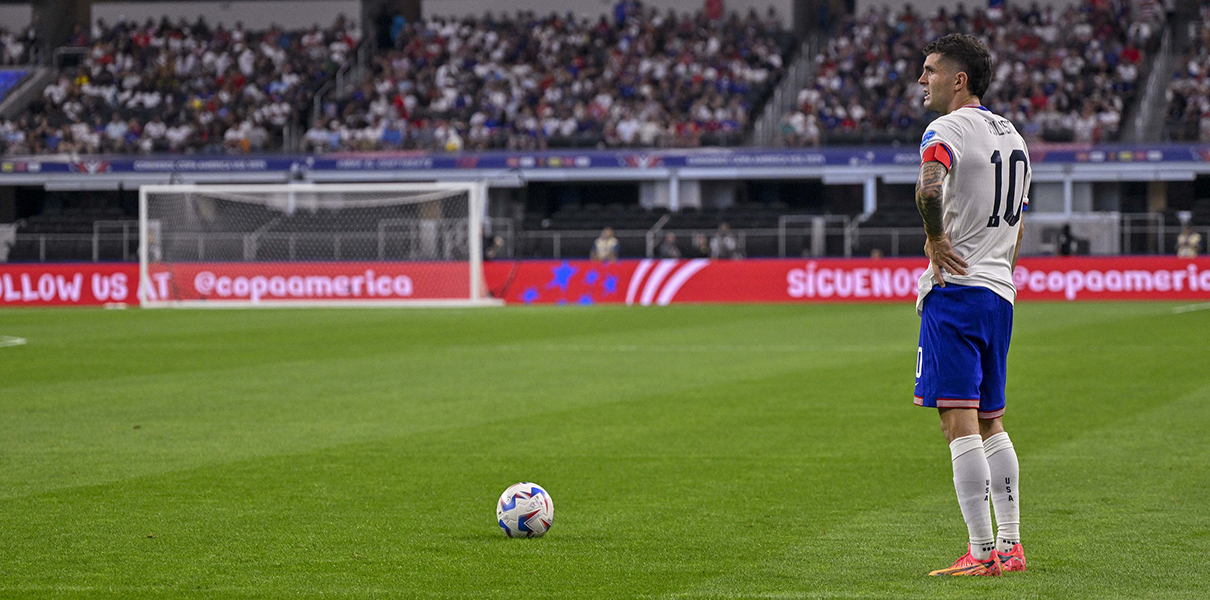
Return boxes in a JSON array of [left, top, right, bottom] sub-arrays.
[[922, 34, 992, 99]]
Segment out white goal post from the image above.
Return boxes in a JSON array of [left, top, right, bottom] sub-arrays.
[[139, 182, 500, 308]]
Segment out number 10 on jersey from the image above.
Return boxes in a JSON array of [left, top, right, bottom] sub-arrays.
[[988, 149, 1027, 228]]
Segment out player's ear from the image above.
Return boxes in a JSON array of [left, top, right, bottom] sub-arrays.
[[953, 70, 968, 92]]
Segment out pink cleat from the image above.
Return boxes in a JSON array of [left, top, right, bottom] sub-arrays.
[[996, 542, 1027, 572], [928, 545, 1003, 577]]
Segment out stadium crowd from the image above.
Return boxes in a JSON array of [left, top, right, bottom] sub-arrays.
[[304, 3, 792, 152], [0, 16, 361, 155], [1166, 0, 1210, 141], [0, 0, 1188, 155], [0, 25, 38, 65], [781, 0, 1160, 146]]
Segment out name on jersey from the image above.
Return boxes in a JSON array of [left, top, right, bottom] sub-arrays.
[[986, 118, 1016, 137]]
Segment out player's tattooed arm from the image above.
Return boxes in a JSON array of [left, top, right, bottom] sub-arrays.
[[916, 160, 968, 284], [915, 161, 947, 240]]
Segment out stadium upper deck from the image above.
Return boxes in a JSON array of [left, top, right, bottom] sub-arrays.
[[0, 0, 1197, 155]]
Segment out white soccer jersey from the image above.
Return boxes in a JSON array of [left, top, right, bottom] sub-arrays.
[[917, 105, 1031, 314]]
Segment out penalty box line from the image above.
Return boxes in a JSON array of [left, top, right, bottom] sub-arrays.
[[0, 336, 27, 348]]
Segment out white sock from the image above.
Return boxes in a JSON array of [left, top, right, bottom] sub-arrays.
[[984, 431, 1020, 554], [949, 434, 995, 560]]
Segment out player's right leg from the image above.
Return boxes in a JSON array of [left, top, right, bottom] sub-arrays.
[[928, 544, 1003, 577], [930, 408, 998, 576]]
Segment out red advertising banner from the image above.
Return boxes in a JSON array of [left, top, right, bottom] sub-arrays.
[[0, 264, 139, 306], [1010, 257, 1210, 301], [4, 257, 1210, 307], [145, 262, 470, 302], [483, 257, 1210, 305]]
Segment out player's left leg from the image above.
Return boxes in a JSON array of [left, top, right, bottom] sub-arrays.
[[977, 295, 1024, 571], [981, 418, 1024, 571]]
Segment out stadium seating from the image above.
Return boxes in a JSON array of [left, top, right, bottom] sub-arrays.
[[0, 0, 1191, 157], [0, 26, 37, 65], [781, 0, 1158, 146], [1165, 1, 1210, 141], [306, 7, 794, 152], [0, 2, 1174, 155], [2, 17, 360, 155], [5, 202, 129, 262]]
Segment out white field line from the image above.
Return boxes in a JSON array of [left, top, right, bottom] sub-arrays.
[[475, 343, 901, 353], [0, 336, 27, 348], [657, 593, 892, 599], [1172, 302, 1210, 314]]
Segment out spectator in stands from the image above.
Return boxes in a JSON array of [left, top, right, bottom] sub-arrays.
[[103, 114, 128, 151], [304, 119, 336, 152], [591, 227, 620, 262], [658, 232, 682, 258], [710, 222, 742, 259], [1177, 225, 1202, 258], [781, 110, 820, 147], [1056, 224, 1077, 256], [0, 222, 16, 262], [0, 26, 37, 65], [691, 233, 711, 258], [142, 114, 168, 152], [484, 236, 506, 260]]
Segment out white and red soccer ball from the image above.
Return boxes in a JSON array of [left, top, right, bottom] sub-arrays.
[[496, 482, 554, 538]]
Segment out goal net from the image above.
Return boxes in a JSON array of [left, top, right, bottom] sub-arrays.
[[138, 182, 496, 307]]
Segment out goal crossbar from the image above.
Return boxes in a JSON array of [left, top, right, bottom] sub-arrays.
[[139, 182, 499, 308]]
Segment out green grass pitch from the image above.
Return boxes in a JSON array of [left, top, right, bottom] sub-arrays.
[[2, 302, 1208, 598]]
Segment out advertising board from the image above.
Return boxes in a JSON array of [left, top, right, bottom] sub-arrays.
[[4, 257, 1210, 306]]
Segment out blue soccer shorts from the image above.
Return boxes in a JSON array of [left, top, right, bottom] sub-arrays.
[[913, 284, 1014, 420]]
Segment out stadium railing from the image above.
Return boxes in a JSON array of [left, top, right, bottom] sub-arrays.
[[14, 221, 1205, 264], [310, 37, 375, 134]]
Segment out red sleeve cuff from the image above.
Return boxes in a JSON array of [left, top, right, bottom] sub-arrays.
[[921, 143, 953, 170]]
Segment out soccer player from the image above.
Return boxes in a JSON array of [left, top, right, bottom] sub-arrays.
[[912, 34, 1029, 577]]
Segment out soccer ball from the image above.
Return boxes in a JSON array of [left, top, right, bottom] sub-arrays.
[[496, 482, 554, 538]]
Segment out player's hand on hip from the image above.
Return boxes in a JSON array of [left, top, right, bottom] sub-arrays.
[[925, 236, 969, 287]]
